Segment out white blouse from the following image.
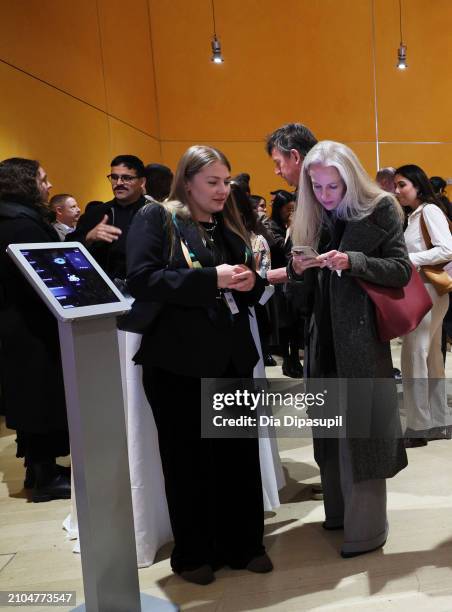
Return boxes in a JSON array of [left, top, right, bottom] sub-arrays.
[[404, 203, 452, 267]]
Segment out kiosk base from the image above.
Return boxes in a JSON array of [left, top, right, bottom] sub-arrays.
[[72, 593, 179, 611]]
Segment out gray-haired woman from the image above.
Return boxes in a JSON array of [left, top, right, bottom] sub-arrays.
[[289, 140, 410, 557]]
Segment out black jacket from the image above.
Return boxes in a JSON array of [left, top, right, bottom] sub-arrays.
[[267, 218, 288, 269], [127, 203, 265, 377], [70, 196, 147, 280], [0, 200, 67, 433]]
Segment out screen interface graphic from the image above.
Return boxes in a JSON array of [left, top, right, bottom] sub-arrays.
[[20, 247, 121, 309]]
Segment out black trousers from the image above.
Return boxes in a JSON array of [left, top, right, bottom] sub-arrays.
[[16, 430, 70, 462], [142, 365, 265, 573]]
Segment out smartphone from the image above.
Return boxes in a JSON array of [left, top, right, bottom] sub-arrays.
[[291, 246, 319, 258]]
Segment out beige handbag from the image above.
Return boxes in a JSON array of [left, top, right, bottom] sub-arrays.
[[420, 210, 452, 296]]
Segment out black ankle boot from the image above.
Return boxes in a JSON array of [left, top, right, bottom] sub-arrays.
[[179, 565, 215, 585], [282, 357, 293, 377], [24, 464, 71, 489], [31, 461, 71, 503], [290, 356, 304, 376], [282, 357, 303, 378]]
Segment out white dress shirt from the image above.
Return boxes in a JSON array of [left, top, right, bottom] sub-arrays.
[[53, 221, 75, 241], [404, 203, 452, 267]]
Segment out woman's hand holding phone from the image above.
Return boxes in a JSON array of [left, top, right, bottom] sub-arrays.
[[291, 246, 324, 275]]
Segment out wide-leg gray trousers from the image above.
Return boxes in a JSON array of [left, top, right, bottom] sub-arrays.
[[315, 437, 388, 555]]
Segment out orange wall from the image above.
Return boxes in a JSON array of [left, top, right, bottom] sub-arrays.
[[150, 0, 378, 197], [1, 0, 452, 203], [0, 0, 161, 208], [149, 0, 452, 198]]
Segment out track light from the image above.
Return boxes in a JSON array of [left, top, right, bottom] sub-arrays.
[[397, 43, 407, 69], [396, 0, 407, 69], [211, 36, 224, 64], [210, 0, 224, 64]]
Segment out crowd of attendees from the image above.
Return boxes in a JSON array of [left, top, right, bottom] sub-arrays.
[[1, 122, 452, 584]]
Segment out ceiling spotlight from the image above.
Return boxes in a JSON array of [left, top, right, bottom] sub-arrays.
[[397, 43, 407, 69], [210, 0, 224, 64], [396, 0, 407, 70], [211, 36, 224, 64]]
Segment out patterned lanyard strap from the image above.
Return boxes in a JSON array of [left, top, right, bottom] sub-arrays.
[[172, 213, 202, 269], [172, 212, 252, 269]]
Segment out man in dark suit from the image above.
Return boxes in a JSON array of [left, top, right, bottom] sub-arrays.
[[264, 123, 318, 284], [71, 155, 147, 281], [266, 122, 318, 189], [265, 123, 323, 498]]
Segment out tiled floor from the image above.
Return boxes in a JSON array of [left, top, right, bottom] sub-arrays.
[[1, 342, 452, 611]]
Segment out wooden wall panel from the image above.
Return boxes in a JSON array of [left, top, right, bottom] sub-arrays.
[[0, 0, 105, 109], [98, 0, 159, 137], [0, 62, 112, 207], [0, 0, 161, 207], [109, 117, 161, 165], [380, 143, 452, 179], [374, 0, 452, 142], [150, 0, 376, 143]]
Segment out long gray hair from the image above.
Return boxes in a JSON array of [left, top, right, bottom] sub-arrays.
[[292, 140, 401, 248]]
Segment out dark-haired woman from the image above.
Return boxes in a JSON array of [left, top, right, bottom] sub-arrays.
[[0, 158, 70, 502], [127, 146, 272, 585], [231, 183, 273, 364], [230, 182, 284, 508], [430, 176, 452, 220], [268, 190, 303, 377], [395, 165, 452, 446]]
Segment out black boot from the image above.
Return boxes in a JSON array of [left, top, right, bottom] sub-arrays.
[[264, 354, 277, 367], [282, 357, 303, 378], [24, 463, 71, 489], [289, 354, 304, 377], [31, 461, 71, 503], [282, 357, 293, 377], [23, 458, 34, 489]]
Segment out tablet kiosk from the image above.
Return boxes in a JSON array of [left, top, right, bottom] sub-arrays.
[[7, 242, 129, 321], [7, 242, 177, 612]]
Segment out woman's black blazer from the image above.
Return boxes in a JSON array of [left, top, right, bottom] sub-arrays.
[[126, 203, 265, 377]]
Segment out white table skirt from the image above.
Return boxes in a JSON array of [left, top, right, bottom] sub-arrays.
[[65, 320, 284, 567]]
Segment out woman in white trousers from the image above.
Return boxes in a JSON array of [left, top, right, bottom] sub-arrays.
[[395, 164, 452, 447]]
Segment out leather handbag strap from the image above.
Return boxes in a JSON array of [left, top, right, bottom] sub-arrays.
[[420, 211, 432, 249], [420, 206, 452, 249]]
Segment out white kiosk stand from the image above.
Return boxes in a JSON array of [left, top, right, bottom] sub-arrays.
[[8, 243, 178, 612]]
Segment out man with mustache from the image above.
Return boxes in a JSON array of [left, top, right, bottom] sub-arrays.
[[70, 155, 147, 281]]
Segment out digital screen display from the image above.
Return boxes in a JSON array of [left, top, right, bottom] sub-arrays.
[[20, 247, 121, 309]]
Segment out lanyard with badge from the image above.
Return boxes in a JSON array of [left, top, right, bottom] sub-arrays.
[[172, 213, 252, 316]]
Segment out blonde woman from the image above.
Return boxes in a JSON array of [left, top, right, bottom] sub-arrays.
[[289, 141, 410, 557], [126, 146, 271, 584], [395, 164, 452, 446]]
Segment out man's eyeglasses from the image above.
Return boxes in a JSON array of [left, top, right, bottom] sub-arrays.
[[107, 173, 140, 184]]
